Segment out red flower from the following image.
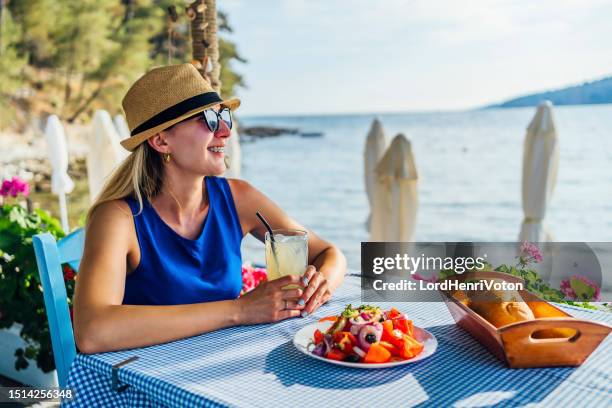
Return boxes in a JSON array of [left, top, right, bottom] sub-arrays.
[[63, 265, 76, 281], [240, 263, 268, 295]]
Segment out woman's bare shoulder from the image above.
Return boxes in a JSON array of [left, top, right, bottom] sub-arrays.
[[87, 199, 135, 237], [83, 199, 137, 259], [225, 179, 267, 233], [226, 178, 264, 201]]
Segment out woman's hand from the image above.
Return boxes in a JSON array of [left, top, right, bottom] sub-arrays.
[[236, 274, 305, 325], [299, 266, 332, 316]]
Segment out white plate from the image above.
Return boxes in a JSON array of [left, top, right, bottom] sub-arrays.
[[293, 321, 438, 369]]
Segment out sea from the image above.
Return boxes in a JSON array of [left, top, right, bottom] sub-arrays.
[[238, 105, 612, 270]]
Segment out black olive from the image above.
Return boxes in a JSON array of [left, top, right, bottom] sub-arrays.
[[365, 333, 377, 343], [343, 354, 361, 363]]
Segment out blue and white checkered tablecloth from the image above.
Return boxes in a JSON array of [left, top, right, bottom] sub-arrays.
[[63, 275, 612, 407]]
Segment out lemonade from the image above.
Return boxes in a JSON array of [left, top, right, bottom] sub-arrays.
[[265, 229, 308, 288]]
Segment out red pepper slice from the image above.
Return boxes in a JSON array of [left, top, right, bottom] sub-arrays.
[[392, 317, 414, 336], [326, 349, 346, 361], [387, 307, 402, 320], [379, 340, 400, 356], [381, 320, 395, 342], [314, 329, 324, 345], [399, 334, 424, 359]]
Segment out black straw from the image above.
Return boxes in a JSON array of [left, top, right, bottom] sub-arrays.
[[256, 211, 275, 242], [256, 211, 278, 261]]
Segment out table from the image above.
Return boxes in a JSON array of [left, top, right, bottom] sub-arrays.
[[64, 275, 612, 407]]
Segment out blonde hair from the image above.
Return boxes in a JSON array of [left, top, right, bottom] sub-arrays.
[[86, 143, 164, 223]]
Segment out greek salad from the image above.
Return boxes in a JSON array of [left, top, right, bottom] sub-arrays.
[[311, 304, 424, 364]]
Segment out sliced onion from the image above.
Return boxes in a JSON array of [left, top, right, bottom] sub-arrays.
[[350, 323, 364, 336], [357, 325, 382, 351], [312, 342, 327, 357], [323, 333, 334, 354], [353, 346, 366, 358]]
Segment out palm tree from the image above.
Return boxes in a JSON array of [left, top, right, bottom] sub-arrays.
[[188, 0, 221, 93]]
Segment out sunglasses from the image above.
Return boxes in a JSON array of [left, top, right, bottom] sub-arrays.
[[200, 107, 233, 132]]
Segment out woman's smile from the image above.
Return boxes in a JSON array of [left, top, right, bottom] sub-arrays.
[[207, 144, 225, 155]]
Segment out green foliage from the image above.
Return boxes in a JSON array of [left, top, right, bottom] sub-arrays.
[[493, 264, 568, 303], [6, 0, 163, 123], [4, 1, 159, 123], [3, 1, 245, 126], [569, 278, 596, 302], [0, 6, 28, 127], [0, 204, 68, 373], [7, 0, 60, 65], [440, 262, 597, 310]]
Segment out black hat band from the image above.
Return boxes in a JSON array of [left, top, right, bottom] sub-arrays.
[[130, 92, 223, 136]]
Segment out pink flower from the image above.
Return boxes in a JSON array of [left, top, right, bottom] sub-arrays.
[[520, 242, 543, 263], [560, 275, 601, 301], [559, 279, 577, 299], [0, 179, 11, 197], [240, 263, 268, 295], [0, 177, 30, 198]]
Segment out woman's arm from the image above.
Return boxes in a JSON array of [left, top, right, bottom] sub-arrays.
[[74, 200, 302, 354], [229, 179, 347, 313]]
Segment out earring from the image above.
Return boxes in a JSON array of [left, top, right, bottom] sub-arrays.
[[163, 153, 171, 163]]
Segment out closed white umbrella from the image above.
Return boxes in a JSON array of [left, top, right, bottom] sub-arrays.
[[519, 101, 559, 242], [370, 134, 418, 241], [44, 114, 74, 233], [113, 114, 131, 141], [87, 110, 127, 202], [364, 118, 388, 231], [223, 127, 241, 178]]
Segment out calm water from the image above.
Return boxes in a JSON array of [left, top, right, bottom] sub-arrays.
[[239, 105, 612, 270]]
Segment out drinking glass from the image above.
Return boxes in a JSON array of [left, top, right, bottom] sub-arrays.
[[265, 229, 308, 289]]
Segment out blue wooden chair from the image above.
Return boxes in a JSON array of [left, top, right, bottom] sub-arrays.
[[33, 228, 85, 388]]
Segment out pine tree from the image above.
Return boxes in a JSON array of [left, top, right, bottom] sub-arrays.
[[0, 3, 28, 128], [1, 0, 245, 128], [7, 0, 59, 66]]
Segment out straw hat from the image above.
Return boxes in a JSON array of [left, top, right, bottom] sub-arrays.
[[120, 63, 240, 151]]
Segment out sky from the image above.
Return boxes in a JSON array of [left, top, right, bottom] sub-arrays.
[[221, 0, 612, 116]]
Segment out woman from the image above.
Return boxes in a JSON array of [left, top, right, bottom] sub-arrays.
[[73, 64, 346, 354]]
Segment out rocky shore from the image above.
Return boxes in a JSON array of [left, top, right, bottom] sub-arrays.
[[240, 125, 299, 138]]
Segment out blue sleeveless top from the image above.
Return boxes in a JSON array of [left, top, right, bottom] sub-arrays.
[[122, 177, 243, 305]]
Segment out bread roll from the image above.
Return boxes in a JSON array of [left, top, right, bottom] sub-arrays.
[[469, 300, 535, 328], [458, 280, 576, 336], [465, 279, 535, 328]]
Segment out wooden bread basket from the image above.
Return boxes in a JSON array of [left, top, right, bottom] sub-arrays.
[[439, 271, 612, 368]]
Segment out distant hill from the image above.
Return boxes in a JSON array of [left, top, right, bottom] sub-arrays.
[[489, 76, 612, 108]]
